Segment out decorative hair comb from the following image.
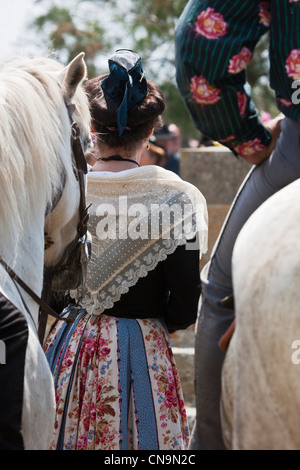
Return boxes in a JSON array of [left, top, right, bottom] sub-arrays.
[[101, 49, 148, 136]]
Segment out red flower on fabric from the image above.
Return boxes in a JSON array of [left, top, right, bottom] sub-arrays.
[[77, 435, 88, 450], [234, 138, 265, 157], [190, 75, 221, 105], [278, 97, 293, 107], [285, 49, 300, 80], [164, 385, 178, 409], [258, 2, 271, 27], [237, 92, 247, 117], [178, 399, 187, 417], [194, 7, 227, 39], [101, 347, 111, 356], [96, 384, 103, 403], [228, 47, 252, 74]]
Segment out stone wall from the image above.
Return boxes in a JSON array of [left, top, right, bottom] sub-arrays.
[[180, 146, 250, 266]]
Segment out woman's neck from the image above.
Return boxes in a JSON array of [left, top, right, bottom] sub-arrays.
[[90, 145, 142, 172]]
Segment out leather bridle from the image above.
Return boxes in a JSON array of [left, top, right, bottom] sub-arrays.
[[0, 103, 90, 344], [45, 104, 90, 274]]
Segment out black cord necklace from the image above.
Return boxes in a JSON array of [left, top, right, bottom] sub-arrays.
[[96, 154, 140, 167]]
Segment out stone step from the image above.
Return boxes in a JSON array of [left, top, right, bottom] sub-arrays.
[[173, 347, 195, 407], [186, 406, 196, 432], [171, 326, 196, 401], [170, 324, 196, 348]]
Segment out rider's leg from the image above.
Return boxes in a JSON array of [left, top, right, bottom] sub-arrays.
[[189, 118, 300, 449]]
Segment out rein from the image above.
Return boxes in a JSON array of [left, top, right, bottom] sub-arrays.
[[0, 103, 90, 344], [0, 256, 76, 328]]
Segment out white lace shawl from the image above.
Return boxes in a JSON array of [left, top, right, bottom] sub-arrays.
[[78, 165, 208, 314]]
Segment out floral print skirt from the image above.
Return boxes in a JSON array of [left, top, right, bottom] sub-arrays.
[[43, 309, 190, 450]]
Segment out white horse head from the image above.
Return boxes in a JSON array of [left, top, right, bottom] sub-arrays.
[[0, 53, 90, 449], [0, 52, 90, 318]]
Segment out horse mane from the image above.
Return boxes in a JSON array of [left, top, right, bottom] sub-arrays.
[[0, 56, 88, 265]]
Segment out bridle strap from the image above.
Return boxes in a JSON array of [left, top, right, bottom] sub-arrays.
[[0, 256, 75, 326], [47, 104, 90, 275], [38, 104, 90, 343]]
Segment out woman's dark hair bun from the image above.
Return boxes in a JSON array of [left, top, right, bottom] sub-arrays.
[[84, 75, 165, 147]]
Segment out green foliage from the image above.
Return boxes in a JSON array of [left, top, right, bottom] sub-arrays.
[[32, 0, 275, 142], [160, 81, 202, 145], [125, 0, 186, 48], [246, 33, 278, 118], [33, 4, 108, 77]]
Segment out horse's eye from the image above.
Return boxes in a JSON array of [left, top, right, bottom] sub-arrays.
[[82, 134, 94, 152]]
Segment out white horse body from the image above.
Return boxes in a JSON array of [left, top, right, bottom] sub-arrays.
[[221, 178, 300, 450], [0, 54, 90, 449]]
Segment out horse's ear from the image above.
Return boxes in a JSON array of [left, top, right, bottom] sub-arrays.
[[62, 52, 87, 103]]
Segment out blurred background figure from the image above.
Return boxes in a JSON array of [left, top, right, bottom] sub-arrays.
[[140, 140, 167, 167], [152, 123, 182, 175], [187, 138, 200, 148], [168, 123, 182, 150]]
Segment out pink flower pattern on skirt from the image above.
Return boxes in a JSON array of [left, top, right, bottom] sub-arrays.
[[228, 47, 252, 74], [190, 75, 221, 105], [194, 7, 227, 39], [44, 314, 190, 450]]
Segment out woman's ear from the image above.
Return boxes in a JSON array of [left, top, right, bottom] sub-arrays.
[[146, 128, 154, 140]]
